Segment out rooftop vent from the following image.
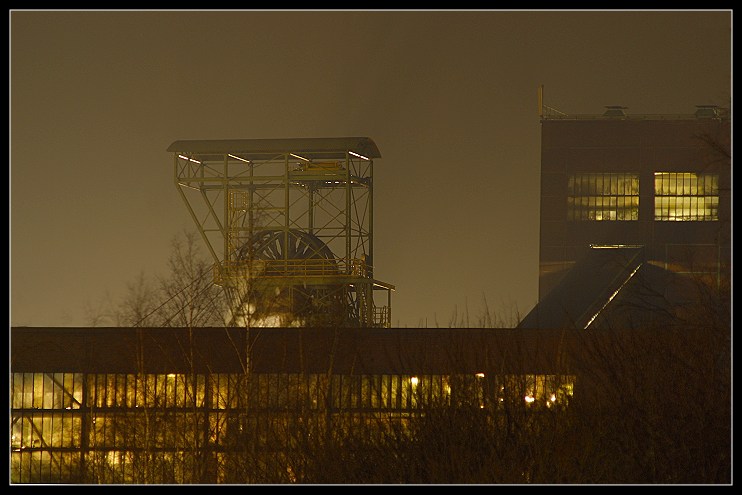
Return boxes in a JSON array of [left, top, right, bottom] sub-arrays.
[[694, 105, 720, 119], [603, 106, 628, 118]]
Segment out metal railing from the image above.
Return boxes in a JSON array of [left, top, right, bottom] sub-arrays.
[[214, 257, 371, 285]]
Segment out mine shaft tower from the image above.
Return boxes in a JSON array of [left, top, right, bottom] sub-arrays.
[[168, 137, 394, 328]]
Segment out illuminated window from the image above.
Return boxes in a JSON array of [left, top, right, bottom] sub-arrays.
[[567, 173, 639, 221], [495, 374, 575, 408], [654, 172, 719, 221]]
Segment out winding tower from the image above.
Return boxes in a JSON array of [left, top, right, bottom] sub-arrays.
[[168, 137, 394, 328]]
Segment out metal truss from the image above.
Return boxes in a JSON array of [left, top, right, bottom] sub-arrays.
[[169, 138, 393, 327]]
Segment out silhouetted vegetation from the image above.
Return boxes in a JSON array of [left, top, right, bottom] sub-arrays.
[[67, 229, 731, 485]]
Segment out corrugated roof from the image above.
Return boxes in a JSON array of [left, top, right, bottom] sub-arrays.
[[166, 137, 381, 160]]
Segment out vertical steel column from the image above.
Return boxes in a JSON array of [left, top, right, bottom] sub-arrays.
[[249, 157, 254, 239], [308, 184, 314, 236], [345, 153, 352, 264], [369, 158, 374, 278], [388, 288, 392, 327], [79, 371, 90, 481], [367, 159, 375, 326], [284, 154, 290, 261], [223, 154, 230, 267]]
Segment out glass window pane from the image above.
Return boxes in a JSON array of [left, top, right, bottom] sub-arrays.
[[567, 173, 639, 221], [654, 172, 719, 221]]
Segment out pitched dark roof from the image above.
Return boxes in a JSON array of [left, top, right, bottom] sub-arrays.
[[518, 246, 646, 330]]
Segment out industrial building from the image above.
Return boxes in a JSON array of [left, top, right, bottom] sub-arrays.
[[519, 93, 730, 329], [11, 325, 585, 483], [10, 322, 728, 484]]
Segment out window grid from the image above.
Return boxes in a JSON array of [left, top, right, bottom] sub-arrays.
[[11, 371, 576, 483], [654, 172, 719, 221], [567, 173, 639, 221]]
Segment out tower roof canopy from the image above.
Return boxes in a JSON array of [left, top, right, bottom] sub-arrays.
[[167, 137, 381, 160]]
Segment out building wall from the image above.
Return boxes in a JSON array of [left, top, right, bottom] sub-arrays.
[[539, 116, 731, 300]]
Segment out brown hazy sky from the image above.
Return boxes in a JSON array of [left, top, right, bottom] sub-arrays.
[[10, 9, 732, 328]]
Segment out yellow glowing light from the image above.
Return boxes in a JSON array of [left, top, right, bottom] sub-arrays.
[[348, 150, 370, 160], [228, 153, 251, 164], [410, 376, 419, 386], [290, 153, 310, 162], [167, 374, 176, 378], [584, 263, 642, 329], [589, 244, 644, 249], [550, 394, 557, 402], [178, 154, 201, 164], [524, 395, 535, 403], [475, 372, 485, 378]]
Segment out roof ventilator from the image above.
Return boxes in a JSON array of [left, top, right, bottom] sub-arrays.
[[603, 105, 628, 118], [694, 105, 720, 119]]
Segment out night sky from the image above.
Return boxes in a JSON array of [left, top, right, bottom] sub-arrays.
[[10, 10, 731, 328]]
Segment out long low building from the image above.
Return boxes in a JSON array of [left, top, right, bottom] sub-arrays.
[[10, 325, 728, 484]]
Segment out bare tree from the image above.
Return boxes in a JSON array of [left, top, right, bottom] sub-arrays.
[[157, 231, 229, 328], [84, 231, 229, 328], [445, 293, 523, 328]]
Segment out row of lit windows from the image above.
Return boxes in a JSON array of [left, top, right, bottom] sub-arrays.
[[248, 373, 452, 411], [10, 450, 209, 484], [11, 373, 213, 411], [80, 450, 206, 484], [654, 196, 719, 221], [11, 373, 575, 451], [655, 172, 718, 196], [567, 196, 639, 221], [330, 374, 447, 410], [11, 372, 575, 412], [13, 410, 260, 451], [86, 373, 209, 410], [11, 413, 82, 449], [11, 451, 82, 484], [88, 412, 216, 449], [12, 421, 410, 484], [568, 173, 639, 196], [566, 172, 719, 221], [11, 373, 84, 410], [11, 372, 576, 451], [10, 372, 575, 483]]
